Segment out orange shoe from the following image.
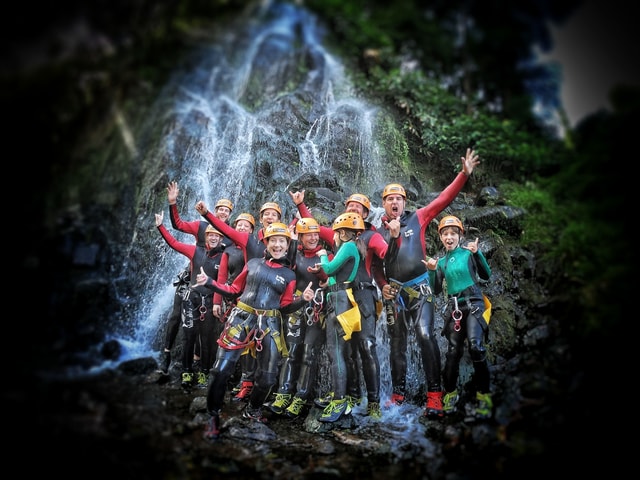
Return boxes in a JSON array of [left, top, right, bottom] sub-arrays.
[[425, 391, 444, 418]]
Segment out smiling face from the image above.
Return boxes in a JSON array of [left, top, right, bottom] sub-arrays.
[[260, 208, 281, 227], [383, 194, 405, 219], [206, 231, 223, 249], [234, 219, 254, 233], [345, 201, 368, 219], [439, 226, 460, 251], [266, 235, 289, 259], [215, 206, 232, 223], [299, 231, 319, 250]]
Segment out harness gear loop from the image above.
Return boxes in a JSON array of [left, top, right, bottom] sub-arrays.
[[452, 296, 463, 332]]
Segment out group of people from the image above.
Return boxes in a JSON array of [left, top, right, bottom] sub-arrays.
[[154, 148, 494, 442]]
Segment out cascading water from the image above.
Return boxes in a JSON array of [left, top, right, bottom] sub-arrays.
[[106, 1, 429, 409]]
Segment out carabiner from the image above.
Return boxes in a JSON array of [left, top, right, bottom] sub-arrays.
[[313, 288, 324, 307], [452, 296, 463, 332]]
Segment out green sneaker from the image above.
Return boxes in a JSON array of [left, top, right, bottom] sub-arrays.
[[314, 391, 334, 408], [475, 392, 493, 419], [269, 393, 292, 414], [346, 395, 361, 410], [181, 372, 193, 388], [318, 397, 351, 423], [443, 390, 459, 414], [285, 397, 306, 418], [196, 372, 208, 389], [366, 402, 382, 420]]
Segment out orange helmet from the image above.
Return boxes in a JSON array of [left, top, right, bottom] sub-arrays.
[[332, 212, 365, 231], [205, 224, 223, 236], [344, 193, 371, 212], [234, 212, 255, 228], [215, 199, 234, 211], [263, 222, 291, 240], [438, 215, 464, 234], [382, 183, 406, 199], [259, 202, 282, 217], [296, 217, 320, 234]]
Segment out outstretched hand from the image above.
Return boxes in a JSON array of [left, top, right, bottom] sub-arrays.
[[289, 190, 305, 206], [462, 237, 479, 253], [461, 148, 480, 176], [167, 181, 179, 205], [155, 211, 164, 227]]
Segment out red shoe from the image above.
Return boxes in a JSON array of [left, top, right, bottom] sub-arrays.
[[233, 381, 253, 402], [425, 391, 444, 418], [385, 393, 405, 407]]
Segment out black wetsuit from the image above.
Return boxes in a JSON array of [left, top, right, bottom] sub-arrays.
[[275, 241, 330, 402], [200, 253, 307, 414], [380, 172, 468, 397]]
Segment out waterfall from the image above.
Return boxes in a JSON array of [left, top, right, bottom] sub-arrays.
[[102, 1, 429, 404]]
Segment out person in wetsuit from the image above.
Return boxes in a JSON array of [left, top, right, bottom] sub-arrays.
[[290, 190, 388, 420], [155, 212, 227, 389], [423, 215, 493, 420], [158, 181, 233, 376], [195, 222, 315, 441], [312, 212, 367, 423], [380, 147, 479, 418], [267, 217, 332, 418], [196, 199, 296, 401], [212, 212, 256, 396]]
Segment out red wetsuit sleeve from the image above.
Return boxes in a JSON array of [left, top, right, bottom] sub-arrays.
[[213, 252, 230, 306], [158, 225, 196, 259], [169, 203, 200, 238], [416, 172, 468, 225]]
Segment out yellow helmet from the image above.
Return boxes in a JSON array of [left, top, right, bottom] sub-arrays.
[[259, 202, 282, 217], [438, 215, 464, 234], [296, 217, 320, 234], [234, 212, 256, 228], [344, 193, 371, 211], [382, 183, 406, 199], [205, 224, 223, 236], [263, 222, 291, 240], [332, 212, 365, 231], [215, 199, 234, 211]]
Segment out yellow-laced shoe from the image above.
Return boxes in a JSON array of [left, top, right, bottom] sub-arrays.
[[443, 390, 459, 414], [269, 393, 292, 414], [285, 397, 306, 418], [366, 402, 382, 420], [318, 397, 351, 423], [474, 392, 493, 419]]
